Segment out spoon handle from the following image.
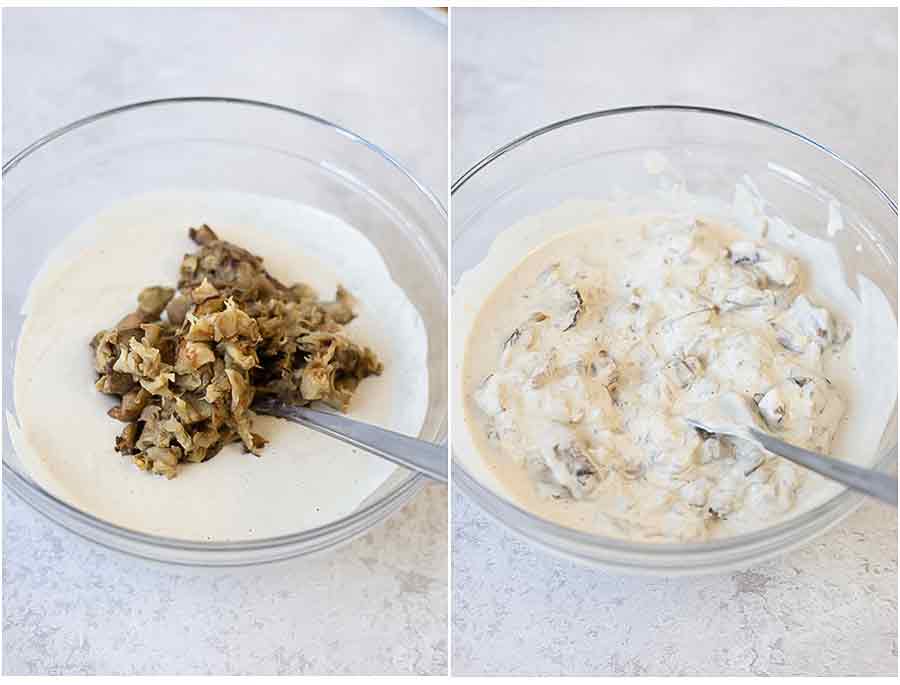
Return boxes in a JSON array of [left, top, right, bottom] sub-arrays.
[[253, 398, 447, 483], [749, 428, 897, 506]]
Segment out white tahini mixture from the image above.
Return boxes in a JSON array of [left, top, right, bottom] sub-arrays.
[[456, 188, 896, 543], [9, 190, 429, 541]]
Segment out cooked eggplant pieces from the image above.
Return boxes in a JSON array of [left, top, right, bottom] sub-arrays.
[[91, 225, 382, 478]]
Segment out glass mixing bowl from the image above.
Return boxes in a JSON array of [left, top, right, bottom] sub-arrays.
[[451, 105, 897, 575], [3, 97, 447, 566]]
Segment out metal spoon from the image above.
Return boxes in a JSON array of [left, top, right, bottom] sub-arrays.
[[252, 397, 447, 483], [685, 413, 897, 507]]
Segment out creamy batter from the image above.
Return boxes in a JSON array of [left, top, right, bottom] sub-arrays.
[[455, 186, 896, 543], [9, 190, 429, 541]]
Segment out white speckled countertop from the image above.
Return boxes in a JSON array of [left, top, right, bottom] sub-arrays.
[[451, 7, 897, 676], [2, 7, 447, 675]]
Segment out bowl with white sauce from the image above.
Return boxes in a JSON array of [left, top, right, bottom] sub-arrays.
[[452, 106, 897, 574], [3, 97, 447, 566]]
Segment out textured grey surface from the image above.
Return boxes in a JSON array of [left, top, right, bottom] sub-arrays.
[[3, 7, 447, 203], [452, 7, 898, 194], [3, 7, 447, 675], [452, 494, 897, 676], [5, 488, 447, 675], [451, 7, 897, 676]]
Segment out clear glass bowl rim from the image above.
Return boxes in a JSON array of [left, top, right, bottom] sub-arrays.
[[3, 96, 447, 561], [451, 104, 898, 565]]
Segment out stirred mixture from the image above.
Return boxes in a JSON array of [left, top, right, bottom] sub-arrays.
[[466, 215, 853, 541]]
